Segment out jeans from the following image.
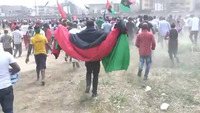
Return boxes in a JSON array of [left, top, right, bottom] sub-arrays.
[[85, 61, 100, 95], [14, 43, 22, 57], [139, 55, 152, 77], [190, 31, 199, 44], [0, 86, 14, 113]]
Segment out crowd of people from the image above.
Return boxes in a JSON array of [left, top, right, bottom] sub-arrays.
[[0, 14, 199, 113]]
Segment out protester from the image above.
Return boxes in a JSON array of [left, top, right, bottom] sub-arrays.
[[158, 17, 171, 48], [189, 15, 199, 45], [0, 30, 13, 54], [79, 20, 103, 97], [0, 42, 20, 113], [12, 26, 23, 57], [126, 17, 135, 45], [136, 23, 156, 80], [69, 23, 80, 69], [137, 15, 155, 34], [25, 25, 52, 86], [166, 23, 179, 65], [101, 19, 112, 34]]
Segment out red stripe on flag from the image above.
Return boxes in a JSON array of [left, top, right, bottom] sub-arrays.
[[106, 0, 110, 9], [57, 0, 67, 18]]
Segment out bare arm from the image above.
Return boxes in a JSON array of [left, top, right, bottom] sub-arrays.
[[9, 62, 20, 75], [46, 43, 52, 51], [25, 44, 33, 63]]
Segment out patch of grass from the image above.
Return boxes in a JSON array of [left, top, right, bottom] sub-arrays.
[[109, 91, 127, 110]]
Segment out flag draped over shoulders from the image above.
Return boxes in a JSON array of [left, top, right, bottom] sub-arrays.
[[52, 26, 120, 61], [52, 20, 130, 72]]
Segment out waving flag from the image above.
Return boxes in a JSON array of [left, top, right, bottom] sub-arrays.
[[57, 0, 67, 18], [120, 0, 135, 12], [52, 20, 130, 72], [106, 0, 116, 15]]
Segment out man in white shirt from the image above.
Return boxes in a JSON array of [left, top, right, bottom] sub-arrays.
[[12, 26, 23, 57], [158, 17, 170, 48], [189, 15, 200, 45], [69, 23, 80, 69], [0, 43, 20, 113]]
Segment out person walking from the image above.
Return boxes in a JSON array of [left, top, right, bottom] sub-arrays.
[[12, 26, 23, 57], [189, 15, 199, 45], [158, 17, 171, 48], [0, 30, 13, 54], [101, 19, 112, 34], [166, 23, 179, 65], [69, 23, 80, 69], [126, 17, 135, 45], [0, 42, 20, 113], [25, 25, 52, 86], [136, 23, 156, 80], [79, 20, 103, 97]]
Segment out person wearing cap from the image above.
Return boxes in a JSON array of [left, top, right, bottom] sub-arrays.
[[25, 25, 52, 86], [0, 42, 20, 113], [136, 23, 156, 80], [12, 26, 23, 58], [0, 30, 13, 55]]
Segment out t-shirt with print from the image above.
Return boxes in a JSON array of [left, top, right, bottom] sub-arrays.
[[0, 51, 15, 89], [31, 34, 48, 55]]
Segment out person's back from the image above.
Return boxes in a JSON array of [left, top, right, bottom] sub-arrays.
[[191, 17, 199, 31], [78, 22, 105, 43], [127, 20, 135, 33], [159, 20, 170, 36], [169, 28, 178, 41], [12, 28, 22, 44], [101, 21, 112, 33], [0, 51, 14, 89], [0, 43, 20, 113], [136, 29, 155, 56], [136, 23, 156, 80], [1, 32, 12, 49], [31, 33, 47, 55]]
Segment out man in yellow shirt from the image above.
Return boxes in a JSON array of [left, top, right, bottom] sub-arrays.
[[25, 25, 52, 86]]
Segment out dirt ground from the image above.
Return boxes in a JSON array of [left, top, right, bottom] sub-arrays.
[[8, 32, 200, 113]]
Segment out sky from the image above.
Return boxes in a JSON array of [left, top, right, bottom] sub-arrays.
[[0, 0, 91, 8]]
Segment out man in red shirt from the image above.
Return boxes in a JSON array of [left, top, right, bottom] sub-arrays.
[[136, 23, 156, 80]]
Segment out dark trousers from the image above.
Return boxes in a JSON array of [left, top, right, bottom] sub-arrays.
[[0, 86, 14, 113], [4, 48, 13, 55], [190, 31, 199, 44], [85, 61, 100, 94], [14, 43, 22, 57]]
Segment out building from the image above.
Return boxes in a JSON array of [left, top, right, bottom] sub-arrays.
[[140, 0, 153, 10], [0, 5, 33, 17], [87, 0, 121, 14], [36, 6, 59, 16]]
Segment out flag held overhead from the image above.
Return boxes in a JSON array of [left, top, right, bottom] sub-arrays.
[[106, 0, 116, 15], [120, 0, 135, 13], [57, 0, 67, 18]]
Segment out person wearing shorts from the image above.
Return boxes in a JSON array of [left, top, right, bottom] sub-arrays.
[[25, 25, 51, 86]]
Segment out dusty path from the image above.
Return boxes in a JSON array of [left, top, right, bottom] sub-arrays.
[[10, 34, 200, 113]]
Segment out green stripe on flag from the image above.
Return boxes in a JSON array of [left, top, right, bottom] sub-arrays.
[[120, 3, 131, 12]]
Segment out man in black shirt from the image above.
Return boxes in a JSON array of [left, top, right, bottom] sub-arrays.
[[137, 15, 155, 34]]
